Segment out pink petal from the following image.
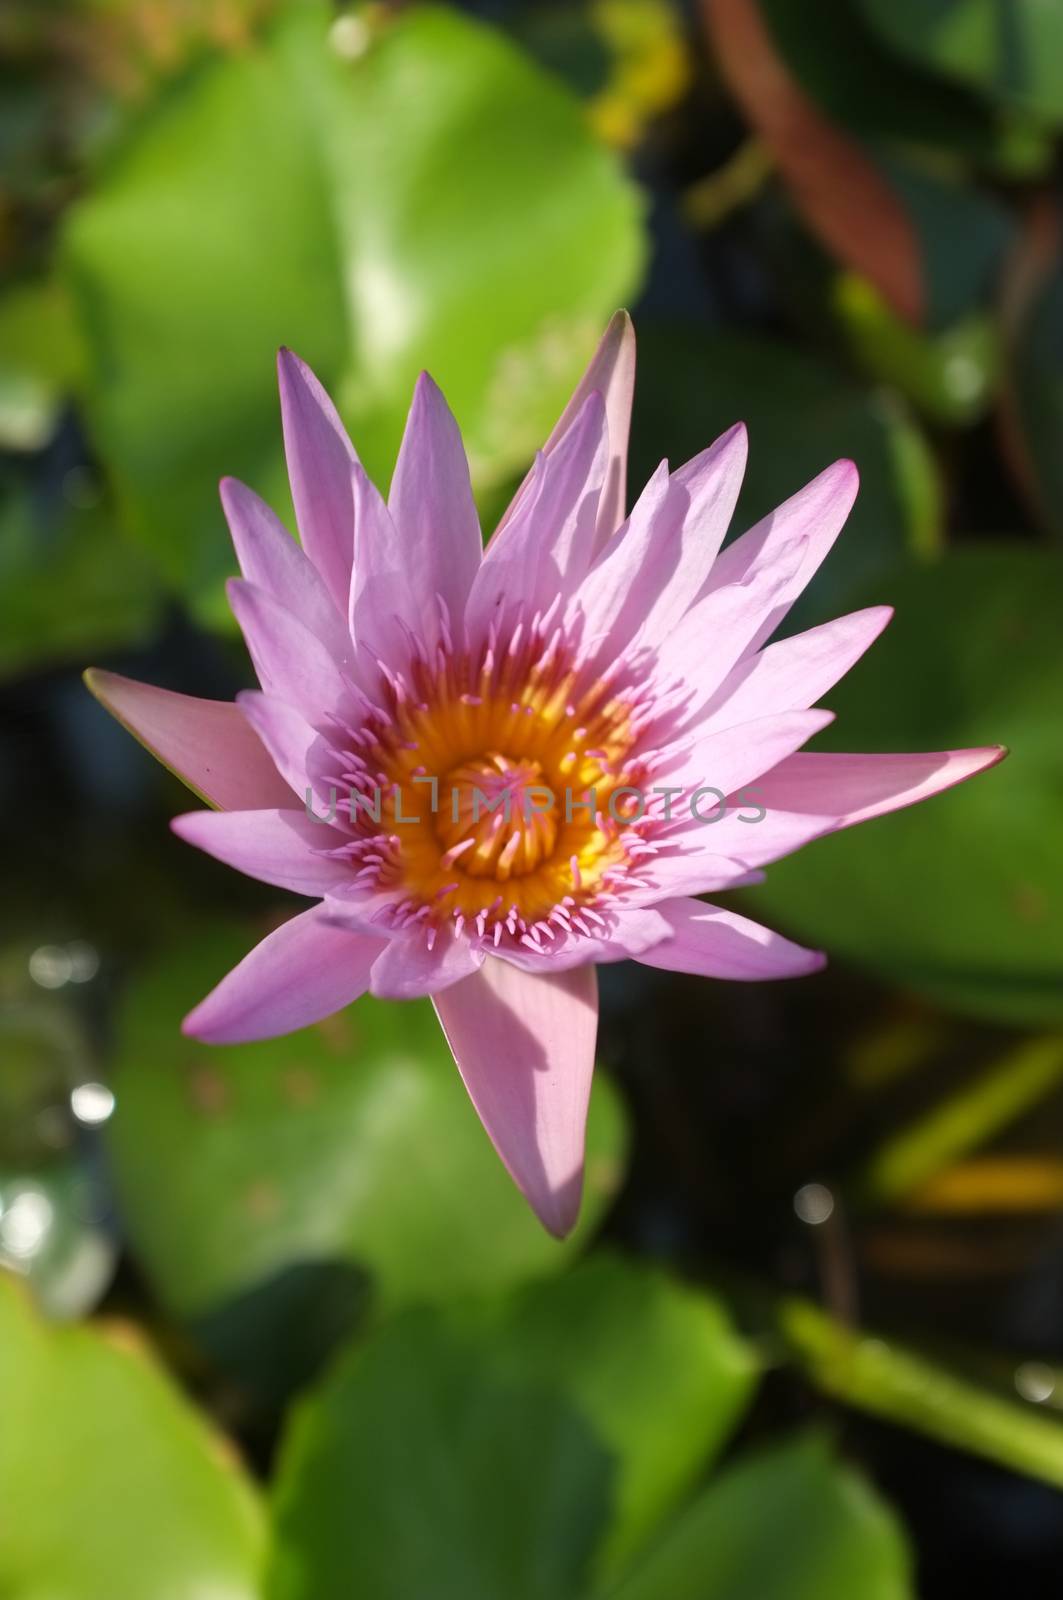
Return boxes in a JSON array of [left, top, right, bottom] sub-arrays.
[[277, 349, 358, 612], [566, 459, 675, 648], [171, 808, 352, 896], [754, 747, 1008, 825], [369, 928, 485, 1000], [497, 309, 636, 549], [494, 905, 673, 971], [387, 372, 483, 641], [348, 461, 410, 663], [220, 477, 351, 666], [432, 959, 598, 1237], [319, 889, 413, 936], [227, 578, 357, 727], [468, 390, 608, 637], [622, 856, 766, 905], [654, 708, 835, 808], [236, 691, 319, 804], [651, 536, 811, 723], [677, 807, 842, 872], [635, 897, 825, 981], [576, 425, 749, 658], [701, 458, 859, 650], [652, 746, 1006, 874], [84, 669, 292, 812], [183, 906, 384, 1043], [696, 606, 893, 733], [547, 309, 636, 545]]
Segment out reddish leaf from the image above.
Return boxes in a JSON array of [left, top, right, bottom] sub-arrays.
[[996, 193, 1063, 537], [702, 0, 923, 324]]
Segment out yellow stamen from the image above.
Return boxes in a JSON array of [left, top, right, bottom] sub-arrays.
[[361, 636, 645, 932]]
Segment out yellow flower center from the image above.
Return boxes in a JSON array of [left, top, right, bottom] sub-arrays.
[[348, 621, 652, 940], [435, 754, 558, 879]]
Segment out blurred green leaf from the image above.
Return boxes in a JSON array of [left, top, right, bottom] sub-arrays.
[[877, 152, 1013, 329], [782, 1297, 1063, 1491], [462, 1257, 759, 1582], [62, 0, 646, 625], [108, 923, 628, 1386], [0, 1272, 263, 1599], [858, 0, 1063, 124], [0, 1159, 115, 1319], [268, 1256, 758, 1600], [761, 0, 1043, 169], [1000, 235, 1063, 541], [600, 1434, 911, 1600], [855, 1035, 1063, 1209], [0, 478, 161, 681], [629, 325, 942, 630], [0, 999, 89, 1163], [745, 546, 1063, 1025], [0, 280, 86, 450], [834, 274, 999, 426]]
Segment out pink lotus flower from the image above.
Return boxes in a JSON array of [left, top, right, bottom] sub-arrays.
[[86, 315, 1003, 1236]]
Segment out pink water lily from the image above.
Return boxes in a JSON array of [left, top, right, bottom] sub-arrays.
[[86, 314, 1003, 1236]]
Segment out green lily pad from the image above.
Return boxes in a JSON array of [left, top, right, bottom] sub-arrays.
[[745, 546, 1063, 1025], [857, 0, 1063, 124], [62, 0, 646, 624], [107, 923, 628, 1389], [0, 477, 161, 682], [267, 1256, 759, 1599], [0, 1272, 263, 1600], [0, 279, 86, 451], [601, 1433, 911, 1600]]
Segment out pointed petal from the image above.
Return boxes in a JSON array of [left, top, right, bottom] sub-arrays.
[[493, 905, 673, 972], [171, 807, 352, 896], [84, 669, 292, 812], [546, 309, 636, 544], [227, 578, 356, 727], [388, 372, 482, 639], [621, 856, 765, 905], [696, 606, 893, 732], [220, 477, 351, 665], [467, 390, 607, 636], [635, 898, 825, 980], [277, 349, 357, 611], [624, 425, 749, 647], [497, 310, 636, 549], [674, 807, 841, 872], [236, 691, 319, 804], [574, 423, 748, 657], [432, 959, 598, 1237], [567, 459, 675, 647], [369, 928, 485, 999], [651, 536, 811, 722], [646, 746, 1006, 873], [754, 747, 1008, 824], [654, 708, 835, 807], [348, 461, 410, 661], [183, 906, 384, 1043], [702, 458, 859, 650]]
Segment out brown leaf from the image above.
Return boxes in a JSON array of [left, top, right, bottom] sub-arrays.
[[996, 192, 1062, 534], [701, 0, 924, 324]]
